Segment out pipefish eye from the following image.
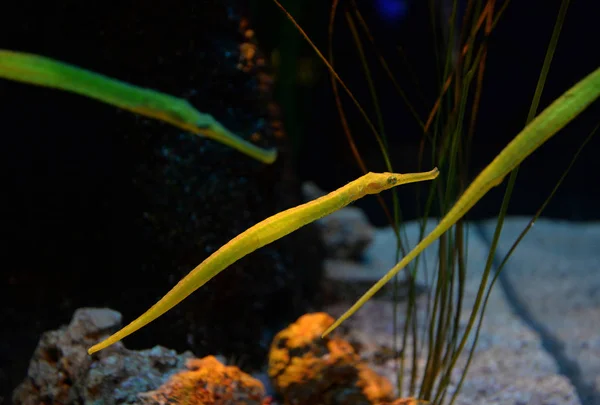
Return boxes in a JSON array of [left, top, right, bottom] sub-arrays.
[[387, 176, 398, 185]]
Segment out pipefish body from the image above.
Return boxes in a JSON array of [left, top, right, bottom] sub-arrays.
[[88, 168, 439, 354]]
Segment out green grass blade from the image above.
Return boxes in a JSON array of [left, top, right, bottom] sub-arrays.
[[0, 50, 277, 164], [442, 2, 572, 402], [323, 66, 600, 336], [449, 123, 597, 405]]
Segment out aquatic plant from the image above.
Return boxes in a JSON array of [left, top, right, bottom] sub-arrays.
[[270, 0, 599, 403]]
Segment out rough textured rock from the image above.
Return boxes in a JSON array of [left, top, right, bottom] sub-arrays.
[[1, 0, 324, 398], [13, 308, 271, 405], [268, 312, 394, 405], [138, 356, 267, 405], [12, 308, 194, 404]]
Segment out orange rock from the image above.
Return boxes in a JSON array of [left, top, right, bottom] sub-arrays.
[[140, 355, 267, 405], [378, 399, 428, 405], [268, 313, 394, 405]]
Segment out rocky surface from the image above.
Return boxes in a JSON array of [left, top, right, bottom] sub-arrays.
[[138, 356, 267, 405], [12, 308, 193, 404], [12, 215, 598, 404], [268, 312, 394, 405], [12, 308, 270, 405], [14, 307, 430, 405], [322, 213, 600, 405], [9, 190, 599, 405]]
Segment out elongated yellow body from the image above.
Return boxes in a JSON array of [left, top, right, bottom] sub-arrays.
[[88, 168, 439, 354]]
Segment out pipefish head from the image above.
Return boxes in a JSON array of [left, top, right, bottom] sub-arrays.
[[361, 168, 439, 195], [362, 172, 400, 195]]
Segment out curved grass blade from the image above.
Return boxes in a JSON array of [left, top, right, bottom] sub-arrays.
[[0, 50, 277, 164], [323, 66, 600, 337], [272, 0, 389, 166], [448, 123, 597, 405], [442, 2, 573, 402]]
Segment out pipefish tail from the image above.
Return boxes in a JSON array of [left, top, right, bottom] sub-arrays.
[[0, 50, 277, 164], [88, 168, 439, 354]]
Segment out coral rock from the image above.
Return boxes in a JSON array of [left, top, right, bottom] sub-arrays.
[[13, 308, 270, 405], [379, 400, 426, 405], [12, 308, 193, 405], [138, 356, 267, 405], [268, 313, 394, 405]]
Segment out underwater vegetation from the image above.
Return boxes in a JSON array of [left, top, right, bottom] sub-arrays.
[[268, 0, 600, 403]]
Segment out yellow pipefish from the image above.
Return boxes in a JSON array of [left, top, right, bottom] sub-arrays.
[[88, 168, 439, 354]]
